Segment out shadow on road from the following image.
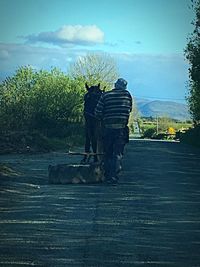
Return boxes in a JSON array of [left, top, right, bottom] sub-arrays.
[[0, 140, 200, 267]]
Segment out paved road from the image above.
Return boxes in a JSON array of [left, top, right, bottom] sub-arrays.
[[0, 140, 200, 267], [132, 121, 141, 138]]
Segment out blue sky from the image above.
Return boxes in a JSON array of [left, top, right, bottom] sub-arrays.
[[0, 0, 195, 102]]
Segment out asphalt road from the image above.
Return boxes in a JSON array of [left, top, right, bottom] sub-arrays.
[[0, 140, 200, 267]]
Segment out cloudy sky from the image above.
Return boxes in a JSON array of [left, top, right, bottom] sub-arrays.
[[0, 0, 195, 102]]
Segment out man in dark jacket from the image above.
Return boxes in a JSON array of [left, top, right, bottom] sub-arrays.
[[95, 78, 132, 184]]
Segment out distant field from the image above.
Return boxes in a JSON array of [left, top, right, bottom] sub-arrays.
[[138, 117, 193, 137]]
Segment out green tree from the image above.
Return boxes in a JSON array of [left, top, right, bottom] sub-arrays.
[[0, 66, 85, 136], [68, 53, 119, 90], [185, 0, 200, 124], [128, 97, 140, 133], [28, 68, 84, 135], [0, 66, 36, 131], [157, 117, 175, 133]]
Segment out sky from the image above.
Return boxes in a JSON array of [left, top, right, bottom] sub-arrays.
[[0, 0, 195, 103]]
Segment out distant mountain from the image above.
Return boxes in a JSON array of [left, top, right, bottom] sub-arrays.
[[135, 98, 191, 121]]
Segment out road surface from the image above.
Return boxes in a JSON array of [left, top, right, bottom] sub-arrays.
[[132, 121, 141, 138], [0, 140, 200, 267]]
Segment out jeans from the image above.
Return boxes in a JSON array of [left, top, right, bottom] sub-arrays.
[[103, 128, 127, 180]]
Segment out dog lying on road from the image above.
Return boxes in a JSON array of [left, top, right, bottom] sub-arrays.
[[48, 162, 105, 184]]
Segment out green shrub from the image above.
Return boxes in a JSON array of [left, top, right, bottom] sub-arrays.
[[143, 127, 157, 138], [180, 125, 200, 147], [0, 67, 85, 138]]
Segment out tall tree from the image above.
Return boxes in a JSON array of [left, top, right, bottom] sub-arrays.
[[185, 0, 200, 124], [68, 53, 119, 90]]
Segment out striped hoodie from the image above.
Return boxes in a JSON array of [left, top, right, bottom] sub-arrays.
[[95, 88, 132, 128]]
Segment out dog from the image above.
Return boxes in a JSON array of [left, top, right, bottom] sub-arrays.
[[48, 162, 105, 184]]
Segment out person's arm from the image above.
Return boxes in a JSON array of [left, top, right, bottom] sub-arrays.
[[129, 92, 133, 112], [130, 96, 133, 112], [95, 94, 104, 119]]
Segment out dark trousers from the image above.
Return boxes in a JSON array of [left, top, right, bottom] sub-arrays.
[[103, 127, 128, 180]]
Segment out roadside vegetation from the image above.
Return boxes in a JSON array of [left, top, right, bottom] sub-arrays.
[[183, 0, 200, 147], [139, 117, 192, 140], [0, 53, 119, 153]]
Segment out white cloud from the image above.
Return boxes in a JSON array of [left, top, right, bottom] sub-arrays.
[[22, 25, 104, 46]]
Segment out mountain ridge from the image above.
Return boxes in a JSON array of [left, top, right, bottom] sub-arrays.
[[134, 98, 191, 121]]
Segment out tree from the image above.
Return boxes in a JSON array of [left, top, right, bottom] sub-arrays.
[[0, 66, 85, 136], [0, 66, 36, 131], [185, 0, 200, 124], [128, 97, 140, 133], [68, 53, 119, 90]]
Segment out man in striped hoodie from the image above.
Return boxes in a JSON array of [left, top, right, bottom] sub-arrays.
[[95, 78, 132, 184]]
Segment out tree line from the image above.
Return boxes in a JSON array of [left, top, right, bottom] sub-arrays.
[[0, 54, 118, 140], [182, 0, 200, 147], [185, 0, 200, 124]]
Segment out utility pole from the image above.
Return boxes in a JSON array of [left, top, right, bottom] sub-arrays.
[[156, 116, 159, 135]]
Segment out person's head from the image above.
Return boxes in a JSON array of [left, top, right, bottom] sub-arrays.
[[114, 78, 127, 89]]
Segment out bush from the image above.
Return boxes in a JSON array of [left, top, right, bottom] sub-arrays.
[[0, 67, 85, 136], [143, 127, 157, 138], [0, 64, 117, 153], [180, 125, 200, 147]]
